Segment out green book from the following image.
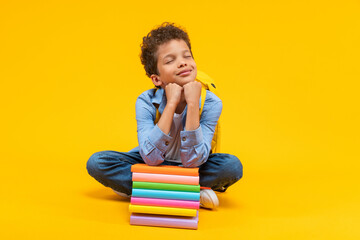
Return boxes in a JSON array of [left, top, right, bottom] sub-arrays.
[[133, 181, 200, 192]]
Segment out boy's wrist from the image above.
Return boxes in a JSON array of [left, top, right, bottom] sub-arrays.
[[166, 101, 178, 109], [186, 102, 198, 108]]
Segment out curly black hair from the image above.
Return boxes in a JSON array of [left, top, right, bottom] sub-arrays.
[[140, 22, 193, 86]]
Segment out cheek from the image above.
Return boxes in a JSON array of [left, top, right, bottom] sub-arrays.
[[158, 65, 171, 76], [163, 67, 174, 75], [167, 65, 178, 73], [189, 59, 196, 67]]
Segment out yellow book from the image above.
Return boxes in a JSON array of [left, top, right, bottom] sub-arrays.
[[129, 204, 197, 217]]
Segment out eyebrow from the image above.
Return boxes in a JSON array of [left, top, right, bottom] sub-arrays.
[[163, 50, 190, 59]]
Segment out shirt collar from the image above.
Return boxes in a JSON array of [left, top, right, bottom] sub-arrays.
[[151, 87, 164, 105]]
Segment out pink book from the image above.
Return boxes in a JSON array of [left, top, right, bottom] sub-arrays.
[[132, 172, 199, 185]]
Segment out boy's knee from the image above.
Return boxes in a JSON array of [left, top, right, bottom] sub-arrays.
[[224, 154, 243, 180], [86, 152, 102, 176]]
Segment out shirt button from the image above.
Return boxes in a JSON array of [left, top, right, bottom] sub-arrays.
[[182, 137, 186, 141], [165, 141, 169, 146]]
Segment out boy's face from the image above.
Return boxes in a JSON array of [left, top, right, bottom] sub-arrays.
[[151, 39, 197, 88]]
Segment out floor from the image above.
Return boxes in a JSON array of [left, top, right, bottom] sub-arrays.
[[0, 149, 358, 239]]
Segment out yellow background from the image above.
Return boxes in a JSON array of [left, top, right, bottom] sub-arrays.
[[1, 0, 359, 239]]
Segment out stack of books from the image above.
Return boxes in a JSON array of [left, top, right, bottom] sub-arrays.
[[129, 163, 200, 229]]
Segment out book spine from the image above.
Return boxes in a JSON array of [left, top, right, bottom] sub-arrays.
[[131, 163, 199, 176], [131, 197, 200, 209], [132, 172, 199, 185], [132, 181, 200, 192], [132, 189, 200, 201], [130, 213, 198, 229], [129, 204, 197, 217]]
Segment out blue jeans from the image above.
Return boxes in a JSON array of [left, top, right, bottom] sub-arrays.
[[86, 151, 243, 196]]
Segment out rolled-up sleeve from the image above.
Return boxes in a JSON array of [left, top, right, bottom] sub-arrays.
[[136, 94, 172, 165], [180, 99, 222, 167]]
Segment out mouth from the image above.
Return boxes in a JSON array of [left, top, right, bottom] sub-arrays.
[[177, 69, 192, 76]]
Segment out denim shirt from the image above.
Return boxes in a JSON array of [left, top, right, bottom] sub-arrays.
[[129, 87, 222, 168]]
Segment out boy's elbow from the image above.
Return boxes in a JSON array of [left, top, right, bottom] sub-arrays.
[[144, 158, 163, 166], [182, 155, 207, 168], [182, 160, 203, 168], [181, 145, 209, 168], [139, 147, 164, 166]]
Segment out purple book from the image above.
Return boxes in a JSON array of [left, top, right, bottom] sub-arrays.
[[130, 212, 199, 229]]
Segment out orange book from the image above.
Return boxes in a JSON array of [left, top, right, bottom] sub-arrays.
[[131, 163, 199, 176]]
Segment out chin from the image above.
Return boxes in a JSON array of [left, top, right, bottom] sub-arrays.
[[180, 79, 195, 86]]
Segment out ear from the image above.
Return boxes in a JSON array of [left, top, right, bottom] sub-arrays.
[[150, 74, 163, 87]]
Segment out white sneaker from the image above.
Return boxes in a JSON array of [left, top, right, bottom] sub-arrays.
[[113, 189, 130, 198], [200, 189, 219, 209]]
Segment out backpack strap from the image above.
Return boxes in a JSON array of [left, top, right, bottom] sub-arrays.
[[154, 88, 161, 124], [155, 107, 161, 123], [199, 86, 207, 116]]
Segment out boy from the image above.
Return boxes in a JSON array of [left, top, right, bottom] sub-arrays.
[[86, 22, 243, 209]]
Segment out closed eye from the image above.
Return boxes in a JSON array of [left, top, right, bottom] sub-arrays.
[[165, 55, 191, 64]]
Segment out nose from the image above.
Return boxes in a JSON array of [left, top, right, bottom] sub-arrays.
[[178, 61, 187, 68]]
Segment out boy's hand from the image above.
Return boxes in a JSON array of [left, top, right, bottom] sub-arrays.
[[165, 83, 183, 106], [183, 81, 202, 105]]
